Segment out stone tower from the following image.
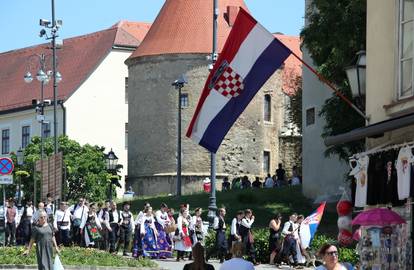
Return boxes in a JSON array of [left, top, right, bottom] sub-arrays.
[[126, 0, 290, 195]]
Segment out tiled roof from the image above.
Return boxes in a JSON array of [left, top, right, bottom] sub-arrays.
[[275, 34, 302, 96], [129, 0, 249, 59], [111, 21, 152, 47], [0, 21, 150, 112]]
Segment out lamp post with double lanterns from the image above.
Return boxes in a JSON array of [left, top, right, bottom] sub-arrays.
[[16, 148, 24, 207], [24, 53, 62, 162], [106, 149, 119, 202], [345, 50, 366, 111]]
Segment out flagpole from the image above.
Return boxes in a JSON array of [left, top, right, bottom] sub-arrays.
[[208, 0, 219, 227], [287, 48, 369, 123]]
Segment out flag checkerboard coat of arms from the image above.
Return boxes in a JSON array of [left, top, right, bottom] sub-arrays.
[[187, 8, 292, 153]]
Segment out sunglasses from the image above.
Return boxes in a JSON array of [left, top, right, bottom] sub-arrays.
[[326, 251, 339, 257]]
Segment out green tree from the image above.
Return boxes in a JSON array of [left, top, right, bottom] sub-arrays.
[[300, 0, 366, 161], [15, 136, 111, 203]]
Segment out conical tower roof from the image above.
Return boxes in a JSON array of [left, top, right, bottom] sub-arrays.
[[129, 0, 249, 59]]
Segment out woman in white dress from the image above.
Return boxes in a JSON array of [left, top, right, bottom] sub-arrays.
[[175, 208, 192, 261]]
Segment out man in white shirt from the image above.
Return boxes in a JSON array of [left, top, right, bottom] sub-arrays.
[[240, 209, 258, 265], [68, 197, 89, 246], [212, 208, 228, 263], [280, 213, 299, 266], [98, 200, 111, 250], [230, 210, 244, 245], [108, 201, 122, 253], [54, 201, 71, 246]]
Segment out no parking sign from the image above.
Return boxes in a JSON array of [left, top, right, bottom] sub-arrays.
[[0, 157, 14, 184]]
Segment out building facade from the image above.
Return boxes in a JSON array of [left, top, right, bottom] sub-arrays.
[[0, 21, 151, 198], [126, 0, 302, 195], [301, 0, 349, 200]]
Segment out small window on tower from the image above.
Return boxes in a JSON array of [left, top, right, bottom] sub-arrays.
[[125, 77, 129, 104], [306, 107, 316, 126], [180, 93, 189, 108], [264, 94, 271, 122]]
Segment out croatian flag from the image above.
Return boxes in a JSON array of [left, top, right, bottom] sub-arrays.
[[300, 202, 326, 249], [186, 8, 292, 153]]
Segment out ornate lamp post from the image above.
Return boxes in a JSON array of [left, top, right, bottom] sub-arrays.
[[106, 149, 118, 202]]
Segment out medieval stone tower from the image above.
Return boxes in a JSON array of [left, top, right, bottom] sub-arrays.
[[126, 0, 297, 195]]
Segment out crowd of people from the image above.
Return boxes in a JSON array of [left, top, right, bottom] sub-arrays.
[[3, 192, 355, 270], [221, 164, 302, 191]]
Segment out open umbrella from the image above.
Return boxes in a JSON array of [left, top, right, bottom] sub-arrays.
[[352, 208, 406, 226]]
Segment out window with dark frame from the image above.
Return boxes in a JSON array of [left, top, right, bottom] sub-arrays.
[[1, 129, 10, 154], [125, 77, 129, 104], [306, 107, 316, 126], [22, 126, 30, 148], [42, 122, 51, 138], [180, 93, 189, 108], [264, 94, 271, 122], [263, 151, 270, 174]]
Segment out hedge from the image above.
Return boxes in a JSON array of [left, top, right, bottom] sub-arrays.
[[205, 228, 359, 265], [0, 246, 156, 268]]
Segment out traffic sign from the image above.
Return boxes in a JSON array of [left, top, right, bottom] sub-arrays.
[[0, 157, 14, 176], [0, 175, 13, 185]]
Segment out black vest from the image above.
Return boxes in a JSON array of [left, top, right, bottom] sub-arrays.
[[109, 209, 121, 223]]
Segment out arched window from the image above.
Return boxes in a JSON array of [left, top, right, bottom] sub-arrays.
[[264, 94, 271, 122]]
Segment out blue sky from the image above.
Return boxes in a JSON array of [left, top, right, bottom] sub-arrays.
[[0, 0, 304, 53]]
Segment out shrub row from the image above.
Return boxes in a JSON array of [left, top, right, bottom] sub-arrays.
[[0, 246, 156, 268]]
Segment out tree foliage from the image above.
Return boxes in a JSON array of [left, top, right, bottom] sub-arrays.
[[11, 136, 111, 203], [301, 0, 366, 161]]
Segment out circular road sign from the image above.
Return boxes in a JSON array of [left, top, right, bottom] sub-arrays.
[[0, 157, 14, 175]]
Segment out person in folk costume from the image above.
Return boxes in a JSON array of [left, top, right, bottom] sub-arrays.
[[279, 213, 299, 266], [230, 210, 244, 249], [108, 201, 122, 253], [20, 200, 36, 246], [97, 200, 111, 250], [166, 208, 176, 250], [132, 202, 150, 258], [240, 209, 259, 265], [175, 207, 193, 261], [140, 206, 159, 258], [191, 207, 205, 246], [155, 203, 172, 258], [53, 201, 72, 246], [212, 207, 228, 263], [118, 201, 134, 256], [68, 197, 89, 246], [80, 203, 102, 248]]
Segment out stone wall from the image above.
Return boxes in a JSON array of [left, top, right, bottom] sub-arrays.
[[279, 135, 302, 177], [126, 173, 226, 196], [127, 53, 290, 195]]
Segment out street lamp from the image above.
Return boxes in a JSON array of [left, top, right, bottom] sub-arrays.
[[106, 148, 119, 202], [16, 148, 24, 207], [172, 75, 188, 197], [345, 50, 366, 109], [39, 0, 63, 154]]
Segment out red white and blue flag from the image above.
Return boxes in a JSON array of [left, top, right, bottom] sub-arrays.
[[186, 8, 292, 153], [299, 202, 326, 249]]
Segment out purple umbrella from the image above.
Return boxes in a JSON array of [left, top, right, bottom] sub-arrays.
[[352, 208, 406, 226]]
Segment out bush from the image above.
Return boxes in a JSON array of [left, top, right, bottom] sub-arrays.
[[236, 193, 259, 204], [0, 246, 156, 268], [205, 230, 359, 265]]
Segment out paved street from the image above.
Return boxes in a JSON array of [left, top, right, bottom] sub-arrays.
[[155, 259, 314, 270]]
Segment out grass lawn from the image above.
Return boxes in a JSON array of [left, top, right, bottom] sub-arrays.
[[129, 185, 338, 237]]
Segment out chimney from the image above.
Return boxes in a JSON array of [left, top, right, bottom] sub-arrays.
[[226, 6, 239, 26]]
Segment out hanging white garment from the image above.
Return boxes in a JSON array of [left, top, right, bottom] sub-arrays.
[[350, 156, 369, 207], [396, 146, 414, 199]]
